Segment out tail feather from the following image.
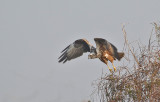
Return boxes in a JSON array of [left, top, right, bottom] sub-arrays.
[[117, 52, 124, 60]]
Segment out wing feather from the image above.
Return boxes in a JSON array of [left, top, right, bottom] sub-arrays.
[[61, 45, 70, 53], [58, 39, 91, 63], [94, 38, 120, 60], [109, 42, 120, 59]]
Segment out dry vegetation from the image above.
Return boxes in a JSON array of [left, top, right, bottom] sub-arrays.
[[92, 22, 160, 102]]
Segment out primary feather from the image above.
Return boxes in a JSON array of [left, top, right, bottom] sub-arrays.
[[58, 39, 91, 63]]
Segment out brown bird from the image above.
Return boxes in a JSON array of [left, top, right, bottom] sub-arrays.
[[58, 38, 124, 72]]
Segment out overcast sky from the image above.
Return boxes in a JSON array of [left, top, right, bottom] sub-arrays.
[[0, 0, 160, 102]]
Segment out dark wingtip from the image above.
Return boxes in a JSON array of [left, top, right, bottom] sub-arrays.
[[63, 59, 67, 63], [58, 59, 67, 64], [58, 52, 67, 63], [61, 45, 70, 53], [117, 52, 125, 61], [94, 38, 98, 41], [94, 38, 104, 41], [58, 58, 67, 63], [58, 51, 66, 59], [58, 45, 70, 62]]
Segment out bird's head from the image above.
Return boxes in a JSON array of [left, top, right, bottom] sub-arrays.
[[90, 46, 96, 53], [88, 46, 97, 59]]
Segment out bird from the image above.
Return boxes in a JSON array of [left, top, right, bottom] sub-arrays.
[[58, 38, 124, 72]]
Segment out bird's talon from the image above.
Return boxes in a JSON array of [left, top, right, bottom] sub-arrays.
[[113, 67, 117, 72], [109, 68, 112, 72]]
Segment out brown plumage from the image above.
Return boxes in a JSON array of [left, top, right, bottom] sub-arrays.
[[58, 38, 124, 72], [94, 38, 124, 71]]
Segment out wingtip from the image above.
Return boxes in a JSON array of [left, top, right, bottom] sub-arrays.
[[117, 52, 125, 61], [94, 38, 97, 41], [94, 38, 104, 41], [58, 51, 66, 59], [58, 58, 67, 63], [61, 45, 70, 53], [58, 53, 67, 63], [63, 59, 67, 63]]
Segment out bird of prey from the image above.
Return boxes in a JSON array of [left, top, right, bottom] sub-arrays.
[[58, 38, 124, 72]]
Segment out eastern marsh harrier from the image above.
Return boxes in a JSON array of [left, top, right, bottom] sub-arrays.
[[58, 38, 124, 72]]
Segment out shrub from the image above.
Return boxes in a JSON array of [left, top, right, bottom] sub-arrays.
[[92, 22, 160, 102]]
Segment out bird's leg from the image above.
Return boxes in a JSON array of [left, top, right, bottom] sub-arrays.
[[112, 62, 116, 71], [106, 63, 112, 72], [100, 57, 112, 72]]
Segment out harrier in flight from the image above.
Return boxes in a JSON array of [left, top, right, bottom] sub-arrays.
[[58, 38, 124, 72]]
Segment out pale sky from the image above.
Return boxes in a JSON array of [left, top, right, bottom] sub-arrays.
[[0, 0, 160, 102]]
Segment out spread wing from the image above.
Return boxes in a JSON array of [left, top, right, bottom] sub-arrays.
[[58, 39, 91, 63], [94, 38, 120, 60]]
